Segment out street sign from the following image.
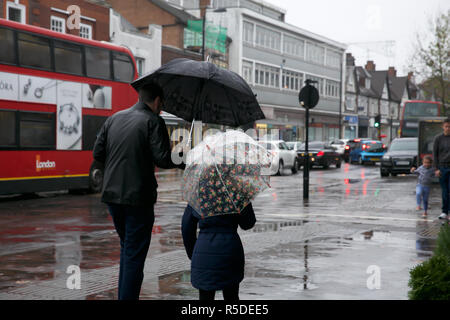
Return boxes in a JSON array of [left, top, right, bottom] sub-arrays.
[[299, 84, 319, 109], [300, 80, 320, 200]]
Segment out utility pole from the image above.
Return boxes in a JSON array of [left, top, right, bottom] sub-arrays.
[[202, 9, 206, 61]]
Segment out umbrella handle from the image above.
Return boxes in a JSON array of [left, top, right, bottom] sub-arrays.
[[186, 119, 195, 147]]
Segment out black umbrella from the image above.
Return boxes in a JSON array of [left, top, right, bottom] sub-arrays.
[[131, 58, 265, 127]]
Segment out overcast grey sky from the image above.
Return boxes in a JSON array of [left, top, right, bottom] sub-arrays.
[[271, 0, 449, 76]]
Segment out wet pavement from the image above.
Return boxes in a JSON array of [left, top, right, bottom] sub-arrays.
[[0, 163, 445, 300]]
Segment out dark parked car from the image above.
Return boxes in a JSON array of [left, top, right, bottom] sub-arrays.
[[380, 137, 418, 177], [296, 141, 341, 169], [343, 138, 369, 163]]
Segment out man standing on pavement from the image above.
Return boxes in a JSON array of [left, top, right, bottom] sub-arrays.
[[433, 118, 450, 221], [93, 82, 185, 300]]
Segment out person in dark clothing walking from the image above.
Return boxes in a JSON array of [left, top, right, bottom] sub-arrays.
[[433, 118, 450, 221], [182, 203, 256, 301], [93, 82, 184, 300]]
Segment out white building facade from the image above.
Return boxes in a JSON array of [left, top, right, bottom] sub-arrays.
[[109, 9, 162, 77], [207, 2, 347, 142]]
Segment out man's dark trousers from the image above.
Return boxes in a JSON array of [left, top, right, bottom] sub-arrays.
[[439, 167, 450, 214], [107, 203, 154, 300]]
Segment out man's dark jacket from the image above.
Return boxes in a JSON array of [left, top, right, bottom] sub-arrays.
[[93, 101, 183, 207]]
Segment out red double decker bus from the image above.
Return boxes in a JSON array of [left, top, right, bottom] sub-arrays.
[[399, 100, 442, 137], [0, 19, 138, 195]]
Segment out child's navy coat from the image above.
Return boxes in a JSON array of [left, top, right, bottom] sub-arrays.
[[181, 203, 256, 291]]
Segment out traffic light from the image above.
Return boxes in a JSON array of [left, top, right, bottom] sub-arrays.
[[374, 114, 381, 128]]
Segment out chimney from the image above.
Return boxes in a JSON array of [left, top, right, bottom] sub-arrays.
[[388, 66, 396, 77], [346, 53, 355, 66], [365, 60, 376, 71]]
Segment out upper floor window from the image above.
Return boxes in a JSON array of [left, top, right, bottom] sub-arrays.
[[326, 50, 341, 69], [345, 95, 355, 111], [242, 60, 253, 84], [51, 16, 66, 34], [283, 35, 304, 58], [282, 69, 303, 92], [6, 1, 26, 24], [306, 42, 325, 65], [255, 25, 280, 51], [80, 23, 92, 40], [305, 74, 324, 95], [135, 57, 145, 77], [243, 21, 254, 44], [255, 63, 280, 88], [325, 80, 340, 98]]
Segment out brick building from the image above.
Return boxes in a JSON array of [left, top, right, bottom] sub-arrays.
[[107, 0, 202, 64], [1, 0, 110, 41]]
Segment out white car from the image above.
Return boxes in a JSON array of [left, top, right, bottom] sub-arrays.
[[258, 140, 298, 175], [329, 139, 349, 156], [286, 141, 303, 152]]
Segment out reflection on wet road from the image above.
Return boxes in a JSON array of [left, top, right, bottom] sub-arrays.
[[0, 164, 444, 299]]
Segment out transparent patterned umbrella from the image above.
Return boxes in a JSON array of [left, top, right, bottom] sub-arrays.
[[182, 130, 272, 218]]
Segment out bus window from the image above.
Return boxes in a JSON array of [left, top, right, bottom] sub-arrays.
[[85, 46, 111, 80], [54, 40, 83, 76], [19, 112, 55, 148], [82, 115, 107, 150], [18, 32, 51, 70], [113, 52, 134, 82], [0, 27, 16, 64], [0, 110, 17, 147]]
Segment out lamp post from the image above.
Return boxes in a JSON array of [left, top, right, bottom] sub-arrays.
[[201, 7, 227, 61]]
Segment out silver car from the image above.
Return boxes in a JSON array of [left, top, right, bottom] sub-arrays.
[[258, 140, 298, 175], [329, 139, 349, 157]]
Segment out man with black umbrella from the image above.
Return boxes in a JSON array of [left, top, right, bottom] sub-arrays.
[[93, 82, 185, 300]]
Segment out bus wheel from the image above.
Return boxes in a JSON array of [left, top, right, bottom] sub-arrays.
[[89, 163, 104, 193]]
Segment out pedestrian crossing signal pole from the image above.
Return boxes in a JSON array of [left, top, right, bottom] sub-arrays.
[[374, 114, 381, 139], [299, 80, 319, 200]]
